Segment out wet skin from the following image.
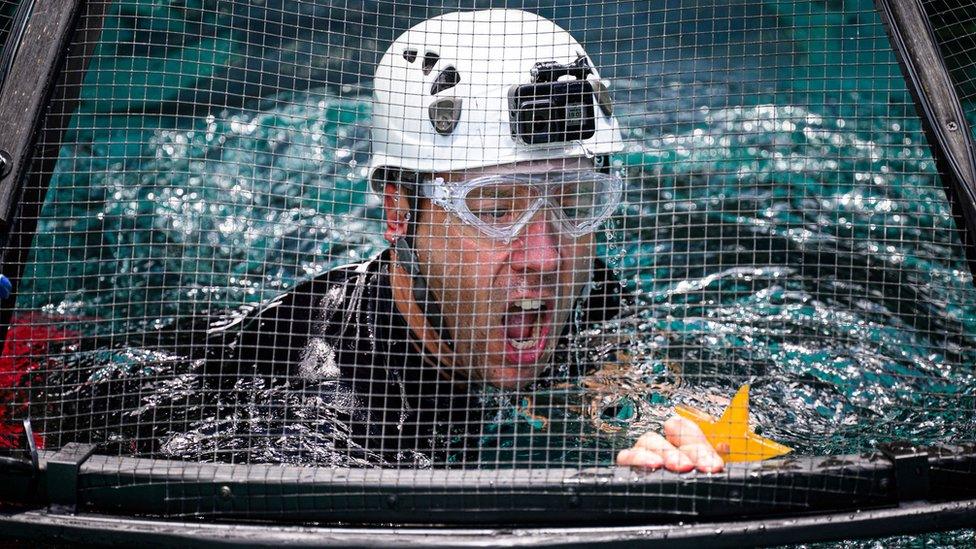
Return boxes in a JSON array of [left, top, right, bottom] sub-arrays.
[[383, 159, 723, 473]]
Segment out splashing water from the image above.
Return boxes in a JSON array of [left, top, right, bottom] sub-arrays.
[[7, 0, 976, 467]]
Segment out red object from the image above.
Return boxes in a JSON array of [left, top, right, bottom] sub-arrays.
[[0, 313, 80, 450]]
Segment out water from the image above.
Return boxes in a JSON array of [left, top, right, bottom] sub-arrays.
[[4, 0, 976, 472]]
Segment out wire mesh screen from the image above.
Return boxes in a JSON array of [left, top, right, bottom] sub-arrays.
[[0, 0, 19, 52], [2, 0, 976, 524], [924, 1, 976, 130], [783, 528, 976, 549]]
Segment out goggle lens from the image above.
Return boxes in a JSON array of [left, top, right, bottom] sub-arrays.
[[463, 183, 538, 229], [426, 170, 622, 241]]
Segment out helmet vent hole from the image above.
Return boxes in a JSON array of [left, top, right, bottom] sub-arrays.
[[429, 97, 462, 135], [430, 66, 459, 95], [402, 49, 418, 63], [422, 52, 439, 75]]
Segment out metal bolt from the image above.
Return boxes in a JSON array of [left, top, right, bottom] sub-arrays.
[[386, 494, 398, 509], [947, 121, 959, 132], [219, 485, 233, 499]]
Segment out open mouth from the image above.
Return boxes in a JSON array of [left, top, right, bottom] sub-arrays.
[[502, 298, 553, 365]]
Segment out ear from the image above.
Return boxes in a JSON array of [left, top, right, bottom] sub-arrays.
[[383, 182, 411, 243]]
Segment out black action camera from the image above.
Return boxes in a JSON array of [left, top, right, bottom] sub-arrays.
[[508, 57, 597, 145]]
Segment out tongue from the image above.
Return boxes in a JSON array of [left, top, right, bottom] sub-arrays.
[[506, 311, 538, 340]]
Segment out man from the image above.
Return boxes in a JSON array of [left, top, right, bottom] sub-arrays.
[[206, 9, 722, 472]]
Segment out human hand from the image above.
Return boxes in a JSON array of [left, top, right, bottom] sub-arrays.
[[616, 415, 725, 473]]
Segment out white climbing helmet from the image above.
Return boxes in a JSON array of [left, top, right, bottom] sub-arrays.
[[369, 9, 624, 191]]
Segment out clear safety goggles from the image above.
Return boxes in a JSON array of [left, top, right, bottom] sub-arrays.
[[418, 169, 623, 242]]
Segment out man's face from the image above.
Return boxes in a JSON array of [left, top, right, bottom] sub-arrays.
[[408, 158, 597, 390]]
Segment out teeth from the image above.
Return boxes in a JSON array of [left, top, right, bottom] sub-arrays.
[[509, 323, 542, 351], [516, 299, 543, 311]]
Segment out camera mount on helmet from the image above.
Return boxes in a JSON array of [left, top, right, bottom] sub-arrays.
[[509, 56, 598, 145], [529, 55, 593, 83]]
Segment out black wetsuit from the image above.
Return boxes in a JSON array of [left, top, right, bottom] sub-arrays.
[[156, 249, 621, 466], [199, 249, 476, 466]]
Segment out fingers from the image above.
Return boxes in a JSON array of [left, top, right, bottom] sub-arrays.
[[616, 447, 664, 469], [664, 416, 725, 473], [628, 431, 695, 473], [615, 416, 726, 474]]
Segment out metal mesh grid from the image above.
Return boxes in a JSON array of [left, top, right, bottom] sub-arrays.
[[924, 1, 976, 115], [0, 0, 973, 524], [0, 0, 19, 53], [777, 527, 975, 548]]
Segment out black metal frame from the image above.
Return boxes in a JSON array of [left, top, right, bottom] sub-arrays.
[[0, 500, 973, 548], [0, 444, 974, 539]]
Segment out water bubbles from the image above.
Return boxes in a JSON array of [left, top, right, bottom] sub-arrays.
[[229, 119, 258, 135], [217, 218, 242, 235]]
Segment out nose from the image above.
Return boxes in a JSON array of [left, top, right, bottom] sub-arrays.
[[511, 210, 561, 275]]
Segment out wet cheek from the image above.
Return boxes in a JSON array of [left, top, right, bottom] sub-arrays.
[[562, 242, 595, 290], [443, 239, 497, 305], [438, 235, 506, 363], [461, 246, 506, 341]]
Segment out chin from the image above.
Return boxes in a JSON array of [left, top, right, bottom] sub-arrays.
[[484, 371, 536, 391], [481, 353, 553, 390]]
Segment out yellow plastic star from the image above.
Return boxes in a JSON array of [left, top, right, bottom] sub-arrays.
[[674, 384, 791, 462]]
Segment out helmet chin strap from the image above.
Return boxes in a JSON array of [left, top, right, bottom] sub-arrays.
[[393, 234, 455, 354]]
